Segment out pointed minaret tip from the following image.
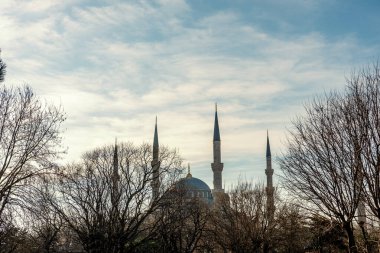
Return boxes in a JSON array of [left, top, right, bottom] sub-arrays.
[[114, 137, 118, 152], [113, 137, 119, 175], [266, 130, 271, 157], [213, 103, 221, 141], [153, 117, 159, 147]]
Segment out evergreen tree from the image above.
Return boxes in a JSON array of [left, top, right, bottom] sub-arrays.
[[0, 50, 6, 83]]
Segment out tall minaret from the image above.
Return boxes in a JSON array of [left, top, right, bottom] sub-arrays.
[[151, 117, 161, 201], [211, 104, 224, 194], [113, 138, 119, 180], [266, 131, 275, 217], [111, 138, 119, 205]]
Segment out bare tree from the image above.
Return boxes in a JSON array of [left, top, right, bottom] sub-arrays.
[[345, 64, 380, 222], [152, 185, 212, 253], [0, 211, 26, 253], [0, 54, 65, 252], [19, 179, 64, 253], [278, 66, 380, 251], [209, 182, 272, 253], [0, 86, 65, 218], [46, 142, 182, 253], [273, 203, 310, 253], [307, 214, 349, 252]]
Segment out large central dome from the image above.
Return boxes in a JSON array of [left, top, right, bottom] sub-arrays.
[[177, 177, 211, 191], [175, 169, 213, 205]]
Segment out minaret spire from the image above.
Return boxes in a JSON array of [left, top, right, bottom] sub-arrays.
[[113, 137, 118, 176], [153, 116, 159, 151], [112, 138, 119, 205], [266, 130, 271, 157], [265, 131, 275, 218], [151, 117, 160, 201], [211, 103, 224, 199], [213, 103, 221, 141]]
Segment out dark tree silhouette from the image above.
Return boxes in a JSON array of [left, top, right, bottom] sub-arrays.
[[0, 51, 65, 253], [0, 212, 26, 253], [209, 182, 273, 253], [19, 180, 63, 253], [280, 64, 380, 252], [280, 92, 362, 252], [46, 143, 182, 253], [0, 50, 6, 83], [307, 214, 349, 252], [0, 86, 65, 218], [153, 185, 211, 253], [345, 64, 380, 222]]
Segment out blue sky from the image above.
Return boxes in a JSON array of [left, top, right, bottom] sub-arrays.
[[1, 0, 379, 188]]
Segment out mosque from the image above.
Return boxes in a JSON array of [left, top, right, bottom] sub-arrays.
[[150, 105, 274, 209]]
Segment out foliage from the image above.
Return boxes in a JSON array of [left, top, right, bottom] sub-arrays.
[[0, 54, 5, 83]]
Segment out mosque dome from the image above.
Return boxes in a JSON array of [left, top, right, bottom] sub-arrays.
[[177, 177, 211, 192], [174, 164, 213, 205]]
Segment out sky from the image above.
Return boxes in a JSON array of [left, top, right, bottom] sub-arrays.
[[1, 0, 379, 188]]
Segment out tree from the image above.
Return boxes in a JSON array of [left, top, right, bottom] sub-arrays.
[[0, 51, 6, 83], [209, 182, 272, 253], [0, 212, 26, 253], [307, 214, 349, 252], [345, 64, 380, 222], [152, 184, 211, 253], [0, 86, 65, 218], [280, 93, 361, 251], [20, 180, 63, 253], [46, 142, 182, 253], [279, 64, 380, 252], [0, 51, 65, 253], [273, 203, 310, 253]]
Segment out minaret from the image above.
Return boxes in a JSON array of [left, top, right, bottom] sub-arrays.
[[111, 138, 119, 205], [266, 131, 275, 217], [151, 117, 161, 201], [211, 104, 224, 194], [113, 138, 119, 177]]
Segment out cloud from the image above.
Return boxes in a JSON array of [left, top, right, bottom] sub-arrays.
[[0, 0, 377, 187]]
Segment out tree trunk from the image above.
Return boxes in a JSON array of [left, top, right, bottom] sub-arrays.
[[343, 222, 357, 253], [263, 241, 270, 253]]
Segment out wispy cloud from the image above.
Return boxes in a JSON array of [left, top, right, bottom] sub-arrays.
[[1, 0, 378, 187]]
